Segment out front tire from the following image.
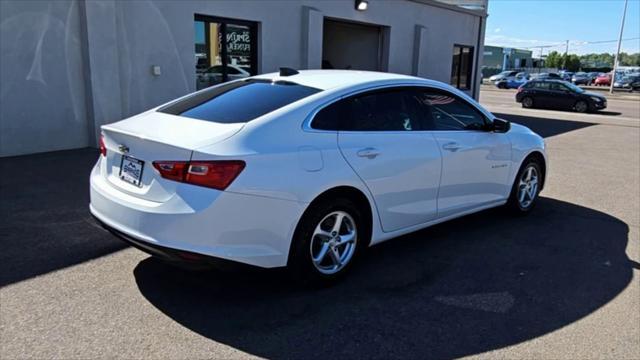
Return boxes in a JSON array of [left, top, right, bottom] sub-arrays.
[[521, 96, 534, 108], [506, 158, 542, 214], [575, 100, 589, 113], [288, 198, 364, 285]]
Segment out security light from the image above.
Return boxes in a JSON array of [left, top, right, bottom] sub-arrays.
[[355, 0, 368, 11]]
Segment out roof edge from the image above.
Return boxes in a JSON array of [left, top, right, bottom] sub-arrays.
[[408, 0, 487, 17]]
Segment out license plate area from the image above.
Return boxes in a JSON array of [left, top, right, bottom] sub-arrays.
[[119, 155, 145, 187]]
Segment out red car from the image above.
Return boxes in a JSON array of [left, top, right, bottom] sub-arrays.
[[594, 73, 611, 86]]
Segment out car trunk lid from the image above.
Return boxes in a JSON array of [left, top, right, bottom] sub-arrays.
[[101, 111, 244, 202]]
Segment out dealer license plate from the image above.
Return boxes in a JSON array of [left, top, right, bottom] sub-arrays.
[[119, 155, 144, 187]]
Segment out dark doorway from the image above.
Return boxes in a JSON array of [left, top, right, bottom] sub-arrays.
[[322, 19, 385, 71]]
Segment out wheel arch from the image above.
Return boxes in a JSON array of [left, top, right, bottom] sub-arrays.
[[292, 186, 375, 252], [521, 150, 547, 190]]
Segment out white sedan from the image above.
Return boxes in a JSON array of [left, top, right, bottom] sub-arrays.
[[90, 69, 547, 284]]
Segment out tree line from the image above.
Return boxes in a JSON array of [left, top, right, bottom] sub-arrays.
[[544, 51, 640, 72]]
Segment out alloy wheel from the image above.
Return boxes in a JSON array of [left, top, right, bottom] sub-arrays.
[[518, 165, 539, 209], [309, 211, 357, 275], [575, 101, 588, 113]]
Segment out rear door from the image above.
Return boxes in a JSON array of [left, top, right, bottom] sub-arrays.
[[531, 81, 554, 108], [549, 82, 577, 109], [337, 88, 442, 232], [415, 88, 512, 218]]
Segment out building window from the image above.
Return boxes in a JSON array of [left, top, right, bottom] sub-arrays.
[[450, 45, 474, 90], [194, 15, 257, 90]]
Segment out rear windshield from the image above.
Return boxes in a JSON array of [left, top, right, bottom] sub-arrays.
[[158, 79, 321, 123]]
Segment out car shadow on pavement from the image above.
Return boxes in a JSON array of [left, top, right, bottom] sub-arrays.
[[0, 148, 126, 287], [594, 111, 623, 116], [0, 114, 600, 288], [134, 197, 633, 359], [493, 112, 597, 138]]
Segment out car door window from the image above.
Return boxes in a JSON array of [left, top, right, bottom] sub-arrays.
[[415, 90, 488, 131], [549, 82, 566, 91], [343, 90, 423, 131], [534, 82, 550, 90]]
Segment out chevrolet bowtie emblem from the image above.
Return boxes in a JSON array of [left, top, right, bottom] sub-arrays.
[[118, 145, 130, 154]]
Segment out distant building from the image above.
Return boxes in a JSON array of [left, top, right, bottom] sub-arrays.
[[482, 45, 533, 76], [531, 58, 545, 68]]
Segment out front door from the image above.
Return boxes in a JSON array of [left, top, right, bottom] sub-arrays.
[[415, 89, 512, 218], [337, 88, 441, 232]]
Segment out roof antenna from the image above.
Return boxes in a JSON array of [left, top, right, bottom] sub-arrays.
[[279, 67, 299, 76]]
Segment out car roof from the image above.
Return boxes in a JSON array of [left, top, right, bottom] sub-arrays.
[[530, 79, 563, 83], [252, 70, 424, 91]]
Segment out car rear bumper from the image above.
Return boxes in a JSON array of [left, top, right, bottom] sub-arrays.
[[92, 214, 251, 270], [89, 162, 305, 268]]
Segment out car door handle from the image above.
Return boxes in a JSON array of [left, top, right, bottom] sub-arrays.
[[357, 147, 380, 159], [442, 142, 461, 152]]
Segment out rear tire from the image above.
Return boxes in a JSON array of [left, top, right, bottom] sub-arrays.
[[506, 158, 542, 215], [288, 198, 365, 286], [521, 96, 534, 108]]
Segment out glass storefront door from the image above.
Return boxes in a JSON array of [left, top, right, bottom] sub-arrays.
[[195, 15, 257, 90]]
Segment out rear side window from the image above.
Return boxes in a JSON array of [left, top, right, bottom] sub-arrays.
[[534, 82, 550, 90], [312, 99, 347, 130], [159, 79, 321, 123]]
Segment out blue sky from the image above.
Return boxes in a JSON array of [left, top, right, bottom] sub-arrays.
[[485, 0, 640, 55]]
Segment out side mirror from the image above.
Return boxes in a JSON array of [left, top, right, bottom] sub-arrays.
[[491, 118, 511, 133]]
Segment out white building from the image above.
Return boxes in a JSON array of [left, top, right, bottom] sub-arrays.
[[0, 0, 487, 156]]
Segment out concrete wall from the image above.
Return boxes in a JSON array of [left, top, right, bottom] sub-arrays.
[[0, 0, 89, 157], [0, 0, 486, 157]]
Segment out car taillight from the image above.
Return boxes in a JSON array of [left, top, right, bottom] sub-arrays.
[[99, 135, 107, 157], [152, 161, 188, 181], [152, 160, 245, 190]]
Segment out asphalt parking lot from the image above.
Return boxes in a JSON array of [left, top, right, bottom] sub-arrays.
[[1, 90, 639, 359]]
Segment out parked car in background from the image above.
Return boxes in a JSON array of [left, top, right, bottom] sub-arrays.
[[594, 73, 611, 86], [516, 80, 607, 113], [532, 73, 562, 80], [496, 72, 530, 89], [571, 72, 591, 85], [90, 69, 547, 284], [559, 72, 574, 81], [587, 72, 601, 84], [489, 70, 519, 83], [613, 74, 640, 92]]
